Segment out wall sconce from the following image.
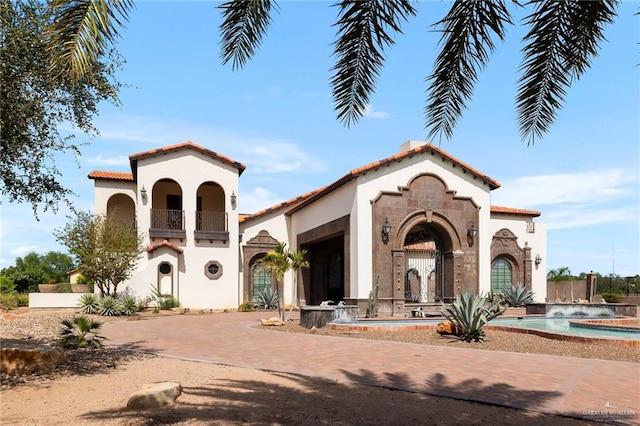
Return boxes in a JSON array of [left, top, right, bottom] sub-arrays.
[[140, 185, 147, 200], [535, 254, 542, 266], [381, 217, 391, 244], [467, 224, 477, 247], [230, 190, 237, 207]]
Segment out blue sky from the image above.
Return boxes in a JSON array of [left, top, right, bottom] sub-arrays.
[[1, 1, 638, 278]]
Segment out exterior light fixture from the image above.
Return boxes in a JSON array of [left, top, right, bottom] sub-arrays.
[[230, 190, 237, 206], [467, 224, 478, 247], [381, 217, 392, 244], [535, 254, 542, 266], [140, 185, 147, 200]]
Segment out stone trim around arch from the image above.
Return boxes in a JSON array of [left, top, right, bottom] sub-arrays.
[[241, 230, 279, 302], [491, 228, 532, 290]]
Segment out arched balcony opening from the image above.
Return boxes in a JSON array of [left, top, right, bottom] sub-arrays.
[[106, 194, 136, 228], [194, 182, 228, 243], [149, 179, 186, 240]]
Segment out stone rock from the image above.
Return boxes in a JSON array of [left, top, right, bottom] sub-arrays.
[[127, 382, 183, 409], [436, 322, 461, 336], [309, 326, 318, 334], [1, 338, 67, 376], [260, 316, 285, 326]]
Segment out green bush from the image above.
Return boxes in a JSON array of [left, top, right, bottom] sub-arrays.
[[15, 293, 29, 307], [501, 283, 535, 307], [238, 301, 255, 312], [59, 315, 105, 348], [601, 292, 622, 303], [98, 295, 121, 316], [158, 294, 179, 310], [0, 293, 18, 309], [253, 287, 278, 310], [58, 282, 72, 293], [0, 276, 16, 294], [440, 292, 504, 342], [78, 293, 100, 314]]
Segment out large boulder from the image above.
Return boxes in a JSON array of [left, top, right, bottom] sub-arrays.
[[127, 382, 183, 409], [1, 338, 67, 376], [260, 316, 285, 326]]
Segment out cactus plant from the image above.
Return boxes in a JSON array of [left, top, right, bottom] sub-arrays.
[[367, 276, 380, 318], [440, 292, 504, 342], [501, 283, 535, 307]]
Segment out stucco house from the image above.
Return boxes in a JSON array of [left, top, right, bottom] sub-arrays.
[[89, 140, 546, 316]]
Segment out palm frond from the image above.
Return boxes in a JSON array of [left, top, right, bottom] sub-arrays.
[[47, 0, 134, 81], [331, 0, 416, 127], [218, 0, 279, 70], [426, 0, 512, 141], [517, 0, 618, 145]]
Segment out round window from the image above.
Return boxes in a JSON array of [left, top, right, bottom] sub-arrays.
[[207, 264, 219, 275], [159, 263, 172, 275], [204, 261, 223, 280]]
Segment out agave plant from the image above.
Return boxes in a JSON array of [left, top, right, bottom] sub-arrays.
[[440, 292, 504, 342], [98, 295, 121, 316], [501, 283, 535, 307], [77, 293, 100, 314], [253, 287, 278, 310], [119, 294, 138, 316], [59, 315, 105, 348]]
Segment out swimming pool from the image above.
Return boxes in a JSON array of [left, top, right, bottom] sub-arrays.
[[330, 317, 640, 344]]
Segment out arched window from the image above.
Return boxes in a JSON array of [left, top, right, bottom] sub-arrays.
[[491, 258, 512, 293], [253, 264, 272, 297]]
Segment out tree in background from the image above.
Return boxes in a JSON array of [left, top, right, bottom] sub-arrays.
[[0, 251, 75, 293], [285, 248, 309, 322], [546, 266, 574, 282], [258, 242, 290, 320], [0, 0, 123, 216], [55, 211, 144, 297], [47, 1, 624, 143]]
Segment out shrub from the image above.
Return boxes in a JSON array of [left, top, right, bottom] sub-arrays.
[[59, 315, 105, 348], [0, 293, 18, 310], [0, 276, 16, 294], [601, 292, 622, 303], [158, 294, 179, 310], [58, 282, 72, 293], [238, 301, 255, 312], [119, 294, 138, 316], [253, 287, 278, 309], [98, 295, 121, 316], [501, 283, 535, 307], [440, 292, 504, 342], [15, 293, 29, 307], [78, 293, 100, 314]]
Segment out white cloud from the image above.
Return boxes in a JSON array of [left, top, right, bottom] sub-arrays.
[[492, 169, 637, 207], [9, 245, 40, 257], [363, 104, 390, 119], [242, 140, 326, 174], [237, 187, 284, 214], [545, 207, 638, 230], [85, 155, 129, 166]]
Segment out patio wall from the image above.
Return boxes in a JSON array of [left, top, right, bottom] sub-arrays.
[[29, 293, 85, 308]]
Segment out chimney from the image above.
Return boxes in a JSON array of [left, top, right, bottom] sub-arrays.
[[399, 140, 429, 153]]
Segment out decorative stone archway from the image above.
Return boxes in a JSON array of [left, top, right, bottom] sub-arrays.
[[241, 230, 278, 302], [491, 228, 532, 290]]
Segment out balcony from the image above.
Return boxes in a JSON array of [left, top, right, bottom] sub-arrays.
[[149, 209, 186, 240], [195, 211, 229, 243]]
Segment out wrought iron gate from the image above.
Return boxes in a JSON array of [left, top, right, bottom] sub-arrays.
[[404, 249, 443, 302]]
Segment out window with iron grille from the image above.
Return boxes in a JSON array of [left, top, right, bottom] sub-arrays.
[[491, 258, 512, 294], [253, 264, 272, 297], [526, 221, 535, 233]]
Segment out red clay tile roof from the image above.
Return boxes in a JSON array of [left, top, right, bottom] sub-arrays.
[[88, 171, 134, 181], [146, 240, 184, 254], [239, 188, 324, 224], [490, 205, 541, 217], [285, 142, 501, 216], [129, 141, 246, 175]]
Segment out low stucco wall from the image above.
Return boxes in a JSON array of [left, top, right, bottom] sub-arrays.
[[28, 293, 86, 308]]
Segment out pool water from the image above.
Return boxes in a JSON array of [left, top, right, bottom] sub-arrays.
[[352, 317, 640, 340], [488, 317, 639, 340]]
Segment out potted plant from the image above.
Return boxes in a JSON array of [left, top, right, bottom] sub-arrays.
[[38, 276, 59, 293], [71, 275, 91, 293]]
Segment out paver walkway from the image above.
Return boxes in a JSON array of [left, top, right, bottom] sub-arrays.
[[102, 312, 639, 425]]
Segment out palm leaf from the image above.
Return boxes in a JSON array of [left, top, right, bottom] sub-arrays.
[[331, 0, 416, 126], [517, 0, 618, 145], [426, 0, 512, 141], [218, 0, 279, 70], [48, 0, 134, 80]]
